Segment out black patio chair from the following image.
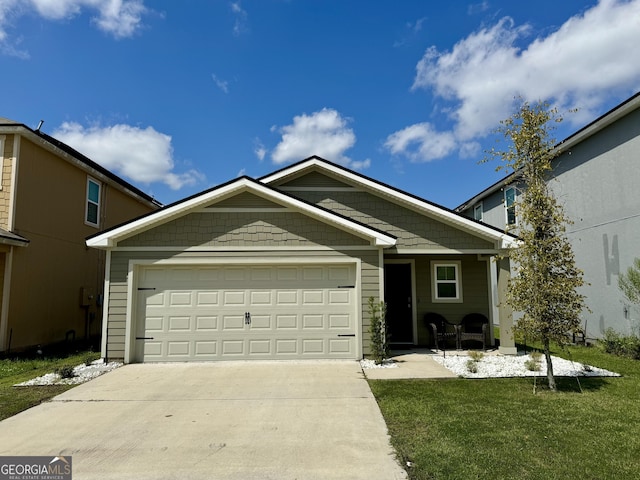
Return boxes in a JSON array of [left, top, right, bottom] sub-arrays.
[[459, 313, 489, 351], [425, 312, 460, 351]]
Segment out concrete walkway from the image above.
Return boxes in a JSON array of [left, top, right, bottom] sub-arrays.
[[363, 349, 468, 380], [0, 361, 407, 480]]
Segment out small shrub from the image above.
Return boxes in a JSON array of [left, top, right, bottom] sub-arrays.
[[525, 351, 542, 371], [55, 365, 76, 379], [529, 350, 543, 362], [466, 359, 478, 373], [524, 359, 541, 372], [368, 297, 388, 365], [600, 328, 640, 359], [468, 350, 484, 362], [84, 354, 99, 366]]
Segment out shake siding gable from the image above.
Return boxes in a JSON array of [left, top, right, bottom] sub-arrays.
[[291, 190, 494, 250], [119, 211, 370, 247]]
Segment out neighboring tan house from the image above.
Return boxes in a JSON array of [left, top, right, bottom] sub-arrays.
[[0, 118, 160, 354], [456, 92, 640, 341], [87, 156, 518, 363]]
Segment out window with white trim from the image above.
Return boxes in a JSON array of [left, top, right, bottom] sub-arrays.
[[473, 203, 483, 221], [504, 186, 516, 226], [431, 261, 462, 302], [85, 177, 101, 227]]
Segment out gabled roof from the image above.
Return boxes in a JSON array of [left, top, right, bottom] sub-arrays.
[[0, 118, 160, 209], [86, 175, 397, 248], [261, 155, 518, 249], [456, 91, 640, 212]]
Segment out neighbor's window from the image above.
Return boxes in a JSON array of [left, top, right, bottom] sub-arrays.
[[86, 177, 101, 226], [473, 203, 483, 221], [504, 186, 516, 225], [431, 261, 462, 302]]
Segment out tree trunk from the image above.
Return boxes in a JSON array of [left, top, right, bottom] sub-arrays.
[[543, 337, 556, 391]]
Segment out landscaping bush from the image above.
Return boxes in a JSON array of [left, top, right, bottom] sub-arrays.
[[55, 365, 76, 379], [600, 328, 640, 359], [367, 297, 388, 365]]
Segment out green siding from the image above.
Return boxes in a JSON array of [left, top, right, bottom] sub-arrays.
[[119, 211, 370, 247], [291, 190, 494, 250], [210, 192, 286, 209], [276, 171, 356, 189]]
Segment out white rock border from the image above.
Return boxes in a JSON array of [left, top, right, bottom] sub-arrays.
[[14, 359, 122, 386], [432, 353, 620, 378]]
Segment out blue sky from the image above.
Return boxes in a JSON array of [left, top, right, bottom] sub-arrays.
[[1, 0, 639, 208]]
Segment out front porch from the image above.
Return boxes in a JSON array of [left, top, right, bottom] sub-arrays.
[[382, 254, 516, 355]]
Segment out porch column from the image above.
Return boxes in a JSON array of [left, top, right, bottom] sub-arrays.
[[497, 255, 517, 355]]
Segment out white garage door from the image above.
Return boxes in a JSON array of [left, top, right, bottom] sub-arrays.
[[134, 264, 357, 362]]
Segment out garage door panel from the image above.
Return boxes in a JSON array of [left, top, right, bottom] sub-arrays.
[[250, 314, 271, 329], [275, 339, 298, 354], [196, 291, 219, 306], [167, 341, 190, 356], [328, 290, 350, 304], [222, 315, 245, 330], [195, 341, 217, 356], [168, 316, 191, 331], [249, 339, 271, 355], [223, 291, 245, 305], [196, 316, 218, 330], [276, 290, 298, 304], [276, 314, 297, 329], [222, 340, 245, 355], [145, 317, 164, 332], [302, 290, 324, 304], [136, 264, 357, 362], [250, 291, 272, 305], [302, 314, 323, 329], [302, 339, 323, 353], [328, 314, 350, 329], [329, 338, 352, 353]]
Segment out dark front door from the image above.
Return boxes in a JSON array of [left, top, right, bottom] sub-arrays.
[[384, 263, 413, 344]]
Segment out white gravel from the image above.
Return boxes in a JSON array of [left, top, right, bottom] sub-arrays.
[[360, 352, 620, 378], [15, 359, 122, 386], [431, 353, 620, 378]]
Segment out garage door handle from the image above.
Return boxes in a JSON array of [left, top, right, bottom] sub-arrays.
[[136, 337, 154, 340], [245, 312, 251, 325], [337, 334, 355, 337]]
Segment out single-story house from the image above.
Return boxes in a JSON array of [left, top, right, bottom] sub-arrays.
[[87, 156, 518, 363]]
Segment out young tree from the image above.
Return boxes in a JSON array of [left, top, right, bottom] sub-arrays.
[[487, 100, 587, 391], [619, 258, 640, 306]]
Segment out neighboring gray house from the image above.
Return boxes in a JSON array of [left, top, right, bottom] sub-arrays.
[[87, 157, 518, 363], [457, 92, 640, 340]]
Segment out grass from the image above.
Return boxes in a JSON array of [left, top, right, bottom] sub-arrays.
[[0, 349, 100, 421], [369, 343, 640, 480]]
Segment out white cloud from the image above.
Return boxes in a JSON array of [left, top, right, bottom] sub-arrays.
[[230, 1, 248, 36], [211, 73, 229, 93], [271, 108, 369, 170], [53, 122, 204, 190], [384, 123, 457, 162], [0, 0, 148, 55], [253, 139, 266, 161], [389, 0, 640, 161]]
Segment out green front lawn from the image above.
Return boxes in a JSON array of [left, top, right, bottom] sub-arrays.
[[0, 350, 99, 421], [369, 344, 640, 480]]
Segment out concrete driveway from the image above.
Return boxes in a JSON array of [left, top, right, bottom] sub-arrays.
[[0, 361, 407, 480]]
